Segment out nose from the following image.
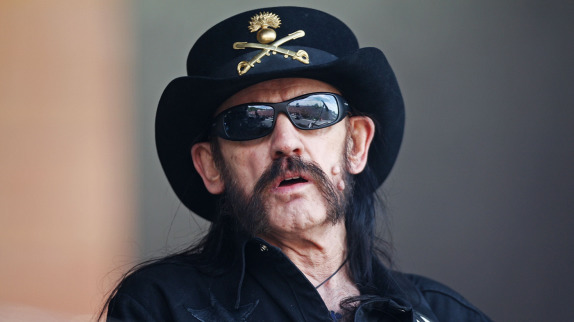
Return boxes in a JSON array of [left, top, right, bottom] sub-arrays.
[[269, 113, 303, 159]]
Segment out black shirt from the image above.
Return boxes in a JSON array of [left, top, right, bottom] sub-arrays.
[[108, 238, 492, 321]]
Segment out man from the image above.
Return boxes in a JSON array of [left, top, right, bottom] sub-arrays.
[[104, 7, 492, 321]]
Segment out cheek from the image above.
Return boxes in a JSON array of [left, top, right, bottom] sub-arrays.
[[326, 150, 351, 192], [224, 148, 268, 190], [306, 132, 347, 174]]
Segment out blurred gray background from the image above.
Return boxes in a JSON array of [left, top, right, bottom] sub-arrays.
[[133, 1, 574, 321]]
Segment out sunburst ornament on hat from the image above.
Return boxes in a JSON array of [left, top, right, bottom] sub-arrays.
[[233, 12, 310, 75], [248, 12, 281, 43]]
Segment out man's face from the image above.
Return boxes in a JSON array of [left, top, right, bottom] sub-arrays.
[[211, 78, 352, 237]]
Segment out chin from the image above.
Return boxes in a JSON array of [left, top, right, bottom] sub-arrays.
[[266, 203, 330, 233]]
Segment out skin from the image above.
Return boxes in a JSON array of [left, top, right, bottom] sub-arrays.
[[192, 78, 375, 312]]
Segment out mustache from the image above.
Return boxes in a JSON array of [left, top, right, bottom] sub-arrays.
[[253, 156, 329, 192], [252, 156, 342, 222], [217, 155, 351, 236]]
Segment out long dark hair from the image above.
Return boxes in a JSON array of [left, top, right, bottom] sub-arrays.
[[98, 132, 395, 320], [97, 166, 392, 319]]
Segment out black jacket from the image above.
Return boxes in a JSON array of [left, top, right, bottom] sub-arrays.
[[108, 238, 492, 321]]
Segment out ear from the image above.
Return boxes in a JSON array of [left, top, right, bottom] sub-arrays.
[[191, 142, 225, 194], [346, 116, 375, 174]]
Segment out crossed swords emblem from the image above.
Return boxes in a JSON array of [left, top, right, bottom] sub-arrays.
[[232, 12, 310, 76]]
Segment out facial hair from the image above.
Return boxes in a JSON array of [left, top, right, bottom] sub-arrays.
[[216, 154, 353, 237]]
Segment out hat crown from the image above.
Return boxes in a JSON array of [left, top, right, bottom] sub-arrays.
[[186, 6, 359, 77]]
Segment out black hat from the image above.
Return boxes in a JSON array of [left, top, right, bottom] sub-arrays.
[[156, 6, 404, 221]]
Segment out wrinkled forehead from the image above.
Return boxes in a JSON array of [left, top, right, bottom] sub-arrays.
[[216, 78, 342, 115]]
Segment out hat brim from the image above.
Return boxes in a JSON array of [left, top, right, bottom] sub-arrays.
[[156, 47, 404, 221]]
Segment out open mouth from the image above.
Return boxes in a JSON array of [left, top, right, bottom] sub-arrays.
[[278, 176, 308, 187]]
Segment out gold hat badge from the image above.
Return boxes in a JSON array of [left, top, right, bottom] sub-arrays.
[[233, 12, 310, 75]]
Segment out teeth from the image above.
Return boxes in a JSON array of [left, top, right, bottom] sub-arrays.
[[285, 176, 300, 181]]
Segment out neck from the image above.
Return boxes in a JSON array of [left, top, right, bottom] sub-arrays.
[[259, 221, 359, 312], [261, 221, 347, 278]]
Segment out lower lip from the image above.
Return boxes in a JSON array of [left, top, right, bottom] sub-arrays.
[[272, 181, 310, 194]]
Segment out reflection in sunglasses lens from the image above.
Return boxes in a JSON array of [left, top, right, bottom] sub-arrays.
[[288, 95, 338, 129], [223, 105, 274, 139]]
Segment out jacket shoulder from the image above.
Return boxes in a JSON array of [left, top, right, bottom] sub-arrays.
[[404, 273, 493, 322], [115, 255, 207, 294], [107, 255, 211, 321]]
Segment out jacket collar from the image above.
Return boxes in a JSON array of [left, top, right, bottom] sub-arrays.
[[231, 237, 438, 321]]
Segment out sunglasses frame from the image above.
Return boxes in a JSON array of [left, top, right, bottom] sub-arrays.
[[211, 92, 350, 141]]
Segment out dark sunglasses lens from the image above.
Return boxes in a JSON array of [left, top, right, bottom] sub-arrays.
[[222, 105, 274, 140], [287, 94, 340, 129]]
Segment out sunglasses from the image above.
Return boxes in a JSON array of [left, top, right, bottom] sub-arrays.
[[211, 92, 350, 141]]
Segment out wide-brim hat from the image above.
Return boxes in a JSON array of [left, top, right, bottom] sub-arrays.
[[156, 6, 405, 221]]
